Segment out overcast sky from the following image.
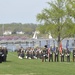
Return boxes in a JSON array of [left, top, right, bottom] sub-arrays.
[[0, 0, 52, 24]]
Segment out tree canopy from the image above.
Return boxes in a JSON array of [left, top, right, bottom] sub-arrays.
[[36, 0, 75, 45]]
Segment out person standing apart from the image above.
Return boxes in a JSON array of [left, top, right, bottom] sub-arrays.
[[73, 48, 75, 62]]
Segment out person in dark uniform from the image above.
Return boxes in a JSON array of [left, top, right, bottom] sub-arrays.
[[2, 46, 8, 62], [20, 48, 25, 59], [66, 48, 70, 62], [60, 49, 65, 62], [42, 45, 48, 62], [0, 46, 3, 63], [49, 47, 53, 62], [73, 48, 75, 62], [17, 48, 21, 57], [54, 47, 59, 62]]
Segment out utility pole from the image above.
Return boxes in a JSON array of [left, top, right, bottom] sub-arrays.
[[2, 24, 4, 37]]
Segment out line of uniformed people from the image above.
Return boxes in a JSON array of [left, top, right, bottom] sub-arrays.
[[17, 46, 75, 62], [25, 47, 43, 59], [17, 47, 44, 59], [42, 45, 72, 62], [0, 46, 8, 63]]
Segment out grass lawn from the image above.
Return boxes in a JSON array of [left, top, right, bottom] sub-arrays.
[[0, 52, 75, 75]]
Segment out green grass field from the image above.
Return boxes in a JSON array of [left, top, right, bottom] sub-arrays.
[[0, 52, 75, 75]]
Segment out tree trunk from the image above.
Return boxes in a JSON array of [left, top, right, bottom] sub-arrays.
[[58, 33, 60, 50]]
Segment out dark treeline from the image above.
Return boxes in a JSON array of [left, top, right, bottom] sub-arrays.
[[0, 23, 38, 37]]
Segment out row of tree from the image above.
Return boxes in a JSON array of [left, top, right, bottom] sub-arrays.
[[0, 23, 37, 37]]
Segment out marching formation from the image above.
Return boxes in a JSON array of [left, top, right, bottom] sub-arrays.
[[42, 45, 71, 62], [0, 44, 75, 63], [17, 45, 75, 62], [0, 46, 8, 63]]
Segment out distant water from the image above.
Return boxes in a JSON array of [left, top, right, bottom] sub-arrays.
[[1, 38, 75, 51]]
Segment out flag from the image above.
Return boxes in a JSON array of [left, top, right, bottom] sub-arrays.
[[52, 42, 56, 51], [48, 47, 50, 54], [66, 40, 69, 49], [47, 40, 50, 48], [59, 41, 62, 54]]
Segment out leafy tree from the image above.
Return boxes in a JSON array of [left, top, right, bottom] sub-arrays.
[[36, 0, 75, 47]]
